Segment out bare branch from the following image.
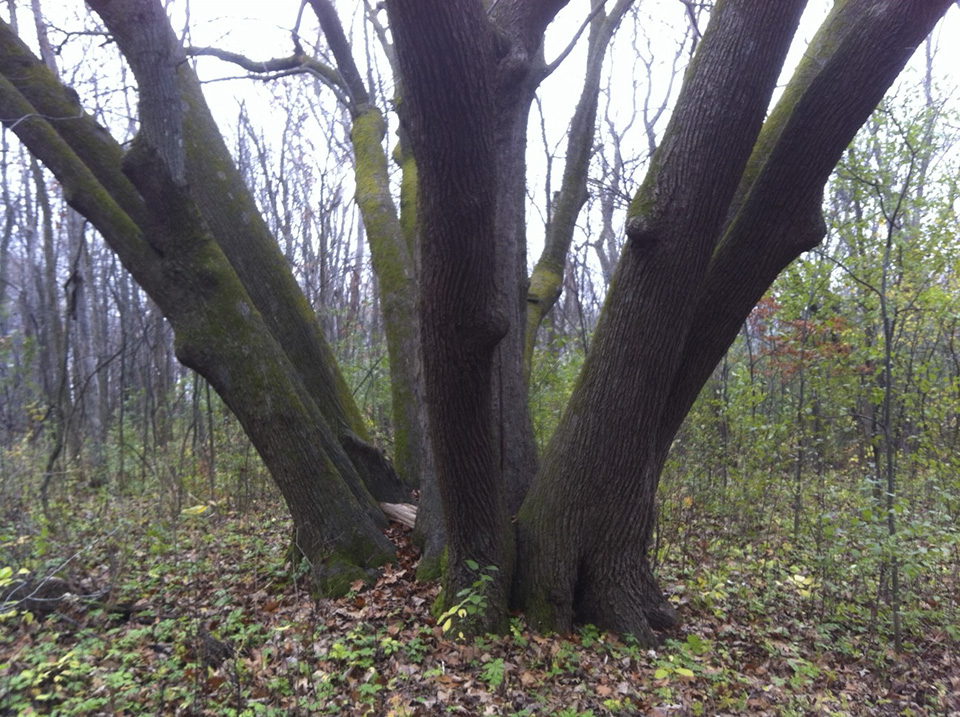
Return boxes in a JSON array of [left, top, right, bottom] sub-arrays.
[[541, 0, 608, 79], [308, 0, 371, 111], [186, 45, 348, 103]]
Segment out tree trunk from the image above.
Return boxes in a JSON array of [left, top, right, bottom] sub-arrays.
[[0, 8, 396, 593], [516, 0, 952, 643], [307, 0, 425, 496], [387, 0, 514, 632], [0, 129, 13, 334], [524, 0, 633, 381], [92, 0, 408, 504], [489, 63, 540, 517], [121, 136, 396, 592]]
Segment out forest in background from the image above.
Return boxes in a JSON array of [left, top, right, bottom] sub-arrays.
[[1, 0, 959, 714]]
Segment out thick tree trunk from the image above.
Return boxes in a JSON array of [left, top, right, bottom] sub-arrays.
[[657, 0, 954, 442], [6, 0, 950, 641], [516, 0, 817, 641], [490, 78, 539, 515], [90, 0, 408, 505], [394, 138, 445, 581], [0, 9, 397, 593], [388, 0, 514, 632], [119, 138, 396, 594], [517, 0, 952, 643], [486, 0, 589, 517]]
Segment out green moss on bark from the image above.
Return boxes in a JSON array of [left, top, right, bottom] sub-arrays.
[[313, 538, 395, 597], [176, 67, 374, 447], [398, 147, 418, 256], [523, 259, 564, 380], [416, 542, 445, 582], [351, 107, 422, 486]]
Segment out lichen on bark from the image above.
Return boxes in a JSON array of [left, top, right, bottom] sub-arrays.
[[350, 105, 421, 488]]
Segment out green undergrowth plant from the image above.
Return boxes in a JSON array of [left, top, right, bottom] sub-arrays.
[[436, 561, 498, 640]]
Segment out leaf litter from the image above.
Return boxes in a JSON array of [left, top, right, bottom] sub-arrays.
[[1, 495, 957, 716]]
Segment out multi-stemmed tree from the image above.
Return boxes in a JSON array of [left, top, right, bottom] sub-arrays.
[[0, 0, 952, 643]]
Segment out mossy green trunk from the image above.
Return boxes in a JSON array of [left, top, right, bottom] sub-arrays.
[[523, 1, 631, 382], [0, 5, 397, 592], [350, 107, 422, 489]]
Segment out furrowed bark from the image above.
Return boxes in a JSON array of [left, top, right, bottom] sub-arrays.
[[661, 0, 956, 443], [388, 0, 513, 633], [517, 0, 810, 642], [122, 139, 396, 593], [88, 0, 407, 504]]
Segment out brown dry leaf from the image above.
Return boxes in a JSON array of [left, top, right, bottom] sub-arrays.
[[519, 670, 538, 687]]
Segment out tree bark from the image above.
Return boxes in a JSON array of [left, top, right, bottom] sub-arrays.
[[4, 0, 951, 641], [516, 0, 818, 642], [387, 0, 513, 632], [516, 0, 953, 643], [90, 0, 408, 505], [0, 9, 396, 593], [660, 0, 955, 442]]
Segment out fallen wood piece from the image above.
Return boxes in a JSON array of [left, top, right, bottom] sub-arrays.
[[379, 502, 418, 528]]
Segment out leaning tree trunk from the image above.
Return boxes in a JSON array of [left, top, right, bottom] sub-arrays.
[[305, 0, 444, 573], [524, 0, 633, 381], [120, 138, 396, 594], [516, 0, 951, 644], [94, 0, 408, 505], [0, 5, 397, 593], [307, 0, 424, 496]]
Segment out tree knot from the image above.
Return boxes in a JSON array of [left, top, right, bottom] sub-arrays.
[[625, 216, 658, 257]]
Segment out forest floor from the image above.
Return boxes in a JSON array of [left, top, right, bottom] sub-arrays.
[[1, 491, 958, 716]]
